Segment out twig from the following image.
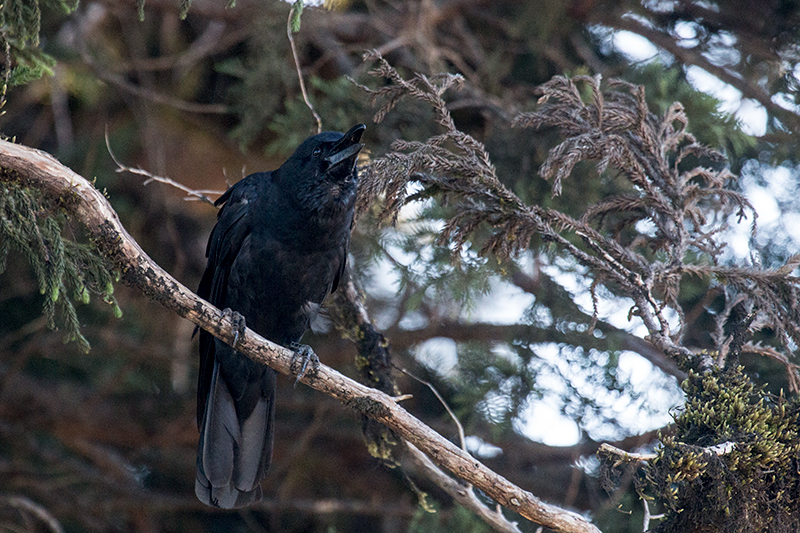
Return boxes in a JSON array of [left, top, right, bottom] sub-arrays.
[[598, 443, 656, 464], [287, 6, 323, 134], [0, 138, 601, 533], [396, 366, 467, 450], [641, 499, 664, 532], [2, 495, 64, 533], [104, 128, 223, 205], [398, 374, 523, 533], [600, 441, 736, 468], [405, 442, 524, 533]]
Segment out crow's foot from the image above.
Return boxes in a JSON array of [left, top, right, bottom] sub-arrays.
[[290, 342, 319, 386], [221, 308, 246, 348]]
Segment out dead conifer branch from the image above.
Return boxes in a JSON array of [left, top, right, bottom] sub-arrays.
[[355, 56, 800, 376]]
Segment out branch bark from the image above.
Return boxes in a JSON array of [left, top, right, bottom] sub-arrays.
[[599, 14, 800, 132], [404, 443, 523, 533], [329, 279, 526, 532], [510, 269, 685, 380], [0, 139, 601, 533], [387, 318, 685, 380]]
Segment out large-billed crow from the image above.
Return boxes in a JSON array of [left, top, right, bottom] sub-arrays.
[[195, 124, 366, 508]]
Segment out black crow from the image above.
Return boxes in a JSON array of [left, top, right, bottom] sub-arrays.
[[195, 124, 365, 508]]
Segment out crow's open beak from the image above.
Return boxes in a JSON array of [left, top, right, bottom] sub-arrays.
[[325, 124, 366, 169]]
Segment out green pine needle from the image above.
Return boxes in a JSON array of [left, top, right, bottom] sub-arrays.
[[179, 0, 192, 20], [291, 0, 304, 32], [0, 182, 122, 352]]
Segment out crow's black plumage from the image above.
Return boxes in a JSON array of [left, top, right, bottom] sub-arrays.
[[195, 124, 365, 508]]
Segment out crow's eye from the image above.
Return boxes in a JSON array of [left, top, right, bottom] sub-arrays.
[[313, 147, 322, 157]]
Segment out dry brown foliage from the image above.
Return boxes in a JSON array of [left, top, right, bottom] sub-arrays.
[[356, 51, 800, 384]]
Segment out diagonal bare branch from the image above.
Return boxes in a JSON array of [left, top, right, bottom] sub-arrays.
[[0, 139, 601, 533]]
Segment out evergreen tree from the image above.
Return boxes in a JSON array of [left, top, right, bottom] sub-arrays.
[[1, 1, 799, 532]]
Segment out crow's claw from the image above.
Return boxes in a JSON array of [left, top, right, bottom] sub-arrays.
[[221, 308, 246, 348], [290, 342, 319, 386]]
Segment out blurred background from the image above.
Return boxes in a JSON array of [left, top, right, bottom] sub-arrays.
[[1, 0, 799, 531]]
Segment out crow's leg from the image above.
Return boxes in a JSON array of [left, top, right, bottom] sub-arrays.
[[221, 308, 246, 348], [290, 342, 320, 386]]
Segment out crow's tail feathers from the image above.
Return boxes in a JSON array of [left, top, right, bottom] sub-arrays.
[[195, 356, 275, 509], [195, 466, 263, 509]]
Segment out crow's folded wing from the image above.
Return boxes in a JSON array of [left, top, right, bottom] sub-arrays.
[[195, 175, 260, 428]]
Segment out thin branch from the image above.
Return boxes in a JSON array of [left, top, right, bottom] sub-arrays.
[[599, 440, 736, 469], [2, 495, 65, 533], [74, 29, 229, 115], [598, 443, 656, 465], [405, 443, 523, 533], [399, 373, 524, 533], [331, 277, 531, 533], [642, 499, 664, 532], [386, 317, 684, 380], [288, 6, 322, 134], [0, 139, 601, 533], [104, 128, 222, 205], [94, 64, 229, 114], [605, 14, 800, 132], [396, 366, 467, 450]]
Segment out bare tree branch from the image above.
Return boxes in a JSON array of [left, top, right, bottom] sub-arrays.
[[388, 317, 685, 381], [0, 140, 601, 533], [602, 14, 800, 132], [104, 129, 223, 205], [101, 130, 547, 531], [1, 495, 65, 533], [598, 443, 656, 464], [287, 5, 322, 134], [405, 443, 523, 533], [329, 278, 529, 532]]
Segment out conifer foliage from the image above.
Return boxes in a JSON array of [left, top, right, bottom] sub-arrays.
[[1, 1, 800, 532], [357, 51, 800, 531]]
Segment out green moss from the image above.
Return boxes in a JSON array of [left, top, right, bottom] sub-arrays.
[[643, 367, 800, 532]]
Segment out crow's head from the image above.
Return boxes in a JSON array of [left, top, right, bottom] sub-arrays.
[[278, 124, 365, 212]]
